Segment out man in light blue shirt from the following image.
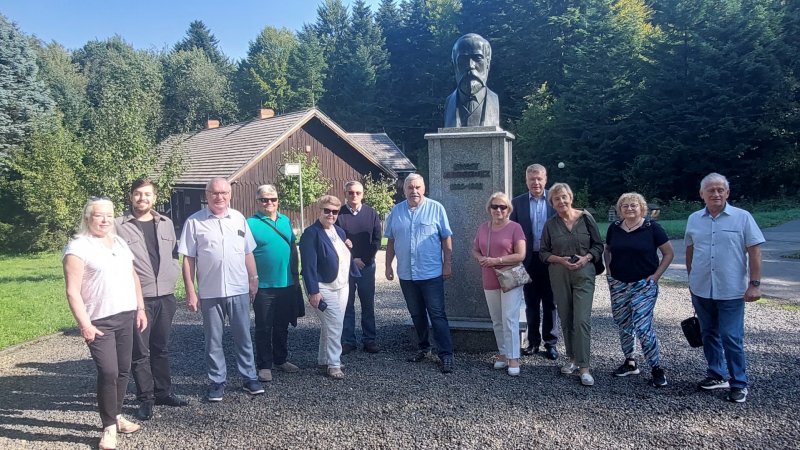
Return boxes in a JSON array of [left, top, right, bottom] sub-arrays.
[[385, 174, 455, 373], [179, 177, 264, 401], [685, 172, 764, 403]]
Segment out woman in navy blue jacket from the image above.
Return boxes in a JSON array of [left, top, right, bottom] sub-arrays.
[[300, 195, 360, 379]]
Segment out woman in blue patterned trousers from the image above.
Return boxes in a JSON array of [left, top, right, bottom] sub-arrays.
[[604, 192, 674, 387]]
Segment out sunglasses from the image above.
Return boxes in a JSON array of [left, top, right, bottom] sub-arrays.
[[323, 208, 340, 215], [490, 204, 508, 210], [347, 191, 363, 195], [258, 198, 278, 204]]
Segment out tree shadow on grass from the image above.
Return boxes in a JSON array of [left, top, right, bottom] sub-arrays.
[[0, 274, 64, 284]]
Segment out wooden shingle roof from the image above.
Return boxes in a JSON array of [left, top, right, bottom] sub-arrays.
[[346, 133, 416, 173], [160, 108, 411, 186]]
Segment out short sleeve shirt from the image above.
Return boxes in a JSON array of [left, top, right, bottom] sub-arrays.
[[685, 203, 765, 300], [384, 198, 453, 280], [606, 220, 669, 283], [248, 212, 295, 288], [63, 235, 138, 321], [178, 208, 256, 299], [473, 221, 526, 290]]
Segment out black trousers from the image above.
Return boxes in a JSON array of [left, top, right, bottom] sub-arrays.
[[253, 287, 293, 370], [131, 294, 177, 403], [88, 310, 135, 427], [523, 253, 560, 349]]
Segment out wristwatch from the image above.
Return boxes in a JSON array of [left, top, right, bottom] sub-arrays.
[[749, 280, 761, 287]]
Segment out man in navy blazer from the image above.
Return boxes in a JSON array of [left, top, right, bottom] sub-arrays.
[[509, 164, 560, 359]]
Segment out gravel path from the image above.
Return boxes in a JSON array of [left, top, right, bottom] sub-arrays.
[[1, 257, 799, 449]]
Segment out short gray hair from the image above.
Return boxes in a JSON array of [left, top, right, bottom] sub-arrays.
[[403, 173, 424, 188], [700, 172, 729, 191], [205, 177, 230, 192], [344, 181, 363, 192], [548, 182, 573, 206], [526, 164, 547, 176], [256, 184, 278, 197]]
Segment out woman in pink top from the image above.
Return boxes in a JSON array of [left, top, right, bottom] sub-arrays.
[[63, 198, 147, 449], [472, 192, 527, 376]]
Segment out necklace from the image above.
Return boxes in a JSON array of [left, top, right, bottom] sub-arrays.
[[324, 227, 338, 242], [623, 219, 642, 231]]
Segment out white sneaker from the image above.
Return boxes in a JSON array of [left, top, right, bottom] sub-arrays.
[[116, 415, 140, 434], [507, 366, 520, 376], [581, 372, 595, 386], [493, 360, 508, 370], [560, 361, 578, 374], [99, 425, 117, 450]]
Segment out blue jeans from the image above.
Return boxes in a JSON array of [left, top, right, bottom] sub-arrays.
[[342, 263, 377, 346], [692, 294, 748, 388], [200, 294, 258, 383], [399, 276, 453, 358]]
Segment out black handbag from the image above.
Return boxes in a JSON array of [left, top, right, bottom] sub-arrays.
[[681, 315, 703, 348]]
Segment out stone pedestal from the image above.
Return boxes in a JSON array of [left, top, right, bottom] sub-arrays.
[[423, 126, 521, 352]]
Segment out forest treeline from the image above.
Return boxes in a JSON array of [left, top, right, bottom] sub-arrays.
[[0, 0, 798, 252]]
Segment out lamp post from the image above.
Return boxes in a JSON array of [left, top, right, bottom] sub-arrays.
[[282, 162, 304, 229]]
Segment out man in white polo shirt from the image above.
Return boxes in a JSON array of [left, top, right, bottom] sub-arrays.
[[179, 177, 264, 401]]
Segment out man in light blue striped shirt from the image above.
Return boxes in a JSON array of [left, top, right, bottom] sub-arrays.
[[385, 174, 455, 373]]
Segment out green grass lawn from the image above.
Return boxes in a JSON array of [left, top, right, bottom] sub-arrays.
[[0, 253, 74, 350]]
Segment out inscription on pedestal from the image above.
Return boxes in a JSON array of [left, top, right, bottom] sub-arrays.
[[445, 163, 490, 191]]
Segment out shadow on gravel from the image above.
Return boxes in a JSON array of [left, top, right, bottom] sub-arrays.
[[0, 427, 95, 447], [0, 359, 101, 447]]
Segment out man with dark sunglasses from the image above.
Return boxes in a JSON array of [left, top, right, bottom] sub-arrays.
[[247, 184, 302, 383], [336, 181, 382, 355]]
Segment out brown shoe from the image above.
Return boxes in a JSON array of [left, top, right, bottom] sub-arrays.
[[116, 415, 140, 434], [274, 362, 300, 373], [258, 369, 273, 382], [327, 367, 345, 380], [363, 342, 380, 353]]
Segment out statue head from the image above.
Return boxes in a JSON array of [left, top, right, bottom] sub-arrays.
[[452, 33, 492, 97]]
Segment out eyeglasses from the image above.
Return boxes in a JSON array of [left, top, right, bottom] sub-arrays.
[[347, 191, 363, 195], [621, 204, 640, 210], [209, 191, 230, 196], [323, 208, 340, 216], [489, 204, 508, 210], [258, 198, 278, 204]]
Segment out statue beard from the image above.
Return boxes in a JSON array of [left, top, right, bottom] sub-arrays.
[[458, 73, 486, 96]]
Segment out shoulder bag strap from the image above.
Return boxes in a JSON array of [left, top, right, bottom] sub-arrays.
[[486, 221, 492, 257], [255, 215, 291, 248]]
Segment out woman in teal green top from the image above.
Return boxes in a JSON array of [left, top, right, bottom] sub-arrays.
[[540, 183, 604, 387]]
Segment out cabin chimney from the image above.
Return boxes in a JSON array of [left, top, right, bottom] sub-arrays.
[[258, 108, 275, 119], [205, 119, 220, 129]]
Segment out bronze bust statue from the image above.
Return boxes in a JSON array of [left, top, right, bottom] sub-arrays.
[[444, 33, 499, 128]]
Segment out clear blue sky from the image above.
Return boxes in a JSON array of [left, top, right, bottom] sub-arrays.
[[2, 0, 381, 61]]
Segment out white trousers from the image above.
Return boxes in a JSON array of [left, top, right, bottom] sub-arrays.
[[314, 285, 348, 368], [484, 286, 524, 359]]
